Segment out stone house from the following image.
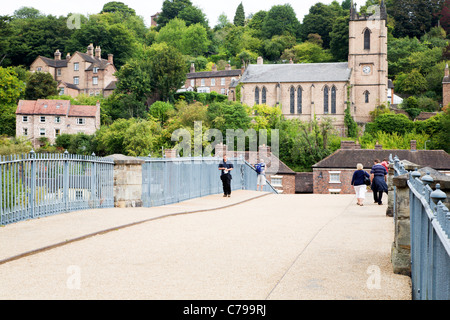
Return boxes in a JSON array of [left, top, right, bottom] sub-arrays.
[[238, 2, 389, 129], [16, 99, 100, 148], [30, 44, 117, 98], [312, 140, 450, 194], [180, 63, 243, 99]]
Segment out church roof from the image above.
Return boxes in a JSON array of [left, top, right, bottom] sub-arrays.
[[240, 62, 352, 83]]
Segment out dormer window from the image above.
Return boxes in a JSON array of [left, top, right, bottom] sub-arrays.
[[93, 67, 99, 74]]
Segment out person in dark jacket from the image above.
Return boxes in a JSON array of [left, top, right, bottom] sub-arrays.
[[370, 159, 388, 205], [351, 163, 370, 206], [218, 155, 233, 197]]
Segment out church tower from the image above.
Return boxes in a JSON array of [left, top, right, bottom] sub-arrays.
[[348, 1, 388, 123]]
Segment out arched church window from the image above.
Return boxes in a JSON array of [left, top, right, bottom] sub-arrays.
[[364, 90, 370, 103], [255, 87, 260, 105], [290, 87, 295, 114], [297, 87, 302, 114], [364, 29, 370, 50], [331, 86, 336, 114], [323, 86, 329, 114], [262, 87, 267, 104]]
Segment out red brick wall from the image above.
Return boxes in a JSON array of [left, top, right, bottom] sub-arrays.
[[313, 169, 373, 194], [443, 83, 450, 108]]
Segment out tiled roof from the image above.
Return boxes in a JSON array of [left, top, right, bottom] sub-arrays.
[[240, 62, 352, 83], [58, 81, 80, 90], [16, 100, 97, 117], [104, 81, 117, 90], [68, 105, 97, 117], [77, 52, 112, 70], [16, 100, 70, 116], [312, 149, 450, 171], [39, 56, 68, 68], [187, 69, 242, 79]]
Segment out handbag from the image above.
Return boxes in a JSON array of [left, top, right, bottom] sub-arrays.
[[364, 176, 371, 186]]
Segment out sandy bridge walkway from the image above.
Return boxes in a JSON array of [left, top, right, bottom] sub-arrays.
[[0, 190, 411, 300]]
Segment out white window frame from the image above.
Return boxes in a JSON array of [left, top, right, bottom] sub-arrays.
[[59, 87, 64, 95], [55, 116, 61, 123], [39, 128, 45, 136], [211, 78, 215, 86], [77, 118, 85, 125], [190, 79, 194, 87], [221, 78, 226, 86], [22, 116, 28, 122], [92, 76, 98, 85], [36, 67, 42, 71], [201, 79, 205, 86], [74, 62, 79, 71], [40, 116, 46, 123], [73, 76, 79, 85], [329, 171, 341, 183], [55, 129, 60, 137], [93, 67, 99, 74], [270, 175, 283, 187], [57, 68, 61, 76], [23, 128, 28, 136]]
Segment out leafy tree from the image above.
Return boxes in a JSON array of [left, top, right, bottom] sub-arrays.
[[182, 23, 211, 56], [394, 69, 428, 95], [100, 1, 136, 16], [233, 2, 245, 27], [178, 5, 209, 28], [156, 0, 193, 30], [283, 41, 333, 63], [300, 3, 338, 48], [24, 71, 58, 100], [262, 4, 301, 39], [246, 10, 267, 39], [0, 67, 25, 136], [149, 101, 175, 125], [329, 16, 349, 61]]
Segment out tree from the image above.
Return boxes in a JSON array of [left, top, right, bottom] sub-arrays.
[[156, 0, 193, 30], [330, 16, 349, 61], [24, 72, 58, 100], [262, 4, 301, 39], [284, 41, 333, 63], [178, 5, 209, 28], [233, 2, 245, 27], [0, 67, 25, 136], [100, 1, 136, 16], [394, 69, 428, 95], [299, 3, 339, 48]]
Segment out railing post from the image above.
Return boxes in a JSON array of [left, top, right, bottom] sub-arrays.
[[91, 153, 97, 209], [29, 150, 36, 219], [63, 150, 69, 212]]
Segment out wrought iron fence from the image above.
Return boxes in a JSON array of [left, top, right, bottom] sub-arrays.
[[142, 157, 278, 207], [0, 151, 114, 225], [391, 155, 450, 300]]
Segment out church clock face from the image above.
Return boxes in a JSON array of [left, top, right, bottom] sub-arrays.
[[363, 65, 371, 74]]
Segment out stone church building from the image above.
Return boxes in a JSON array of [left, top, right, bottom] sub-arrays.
[[239, 2, 389, 130]]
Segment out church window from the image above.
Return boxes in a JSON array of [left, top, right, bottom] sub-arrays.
[[255, 87, 260, 105], [364, 91, 370, 103], [364, 29, 370, 50], [297, 87, 302, 114], [331, 86, 336, 114], [290, 87, 295, 114], [262, 87, 267, 104], [323, 86, 329, 114]]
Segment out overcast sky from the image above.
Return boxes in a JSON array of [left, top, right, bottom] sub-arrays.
[[1, 0, 367, 27]]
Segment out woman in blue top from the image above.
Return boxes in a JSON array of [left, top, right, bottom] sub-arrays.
[[370, 159, 388, 205], [351, 163, 370, 206]]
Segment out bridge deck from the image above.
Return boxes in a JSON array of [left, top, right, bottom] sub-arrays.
[[0, 191, 411, 300]]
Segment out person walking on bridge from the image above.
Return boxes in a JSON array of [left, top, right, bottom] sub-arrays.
[[219, 155, 233, 197], [351, 163, 370, 206], [370, 159, 388, 205]]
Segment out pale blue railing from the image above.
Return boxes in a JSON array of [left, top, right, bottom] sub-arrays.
[[141, 157, 278, 207], [0, 151, 114, 225], [391, 155, 450, 300]]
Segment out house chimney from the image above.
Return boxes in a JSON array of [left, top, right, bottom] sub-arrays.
[[257, 56, 263, 65], [165, 149, 177, 158], [54, 49, 61, 60], [374, 141, 383, 150], [108, 53, 114, 65], [410, 140, 417, 152], [66, 52, 71, 60], [87, 43, 94, 56], [445, 64, 449, 77], [190, 62, 195, 73], [212, 64, 217, 72], [340, 140, 356, 149], [225, 63, 231, 71], [95, 46, 101, 59]]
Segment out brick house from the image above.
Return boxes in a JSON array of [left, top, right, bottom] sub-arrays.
[[180, 63, 243, 99], [312, 140, 450, 194], [30, 44, 117, 98], [16, 99, 100, 148]]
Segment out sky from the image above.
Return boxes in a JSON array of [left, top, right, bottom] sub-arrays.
[[1, 0, 368, 27]]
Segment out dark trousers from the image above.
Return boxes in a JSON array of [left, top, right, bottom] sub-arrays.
[[373, 190, 383, 204], [221, 174, 232, 195]]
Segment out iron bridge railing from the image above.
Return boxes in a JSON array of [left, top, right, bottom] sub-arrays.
[[391, 155, 450, 300], [0, 151, 114, 225], [141, 156, 278, 207]]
